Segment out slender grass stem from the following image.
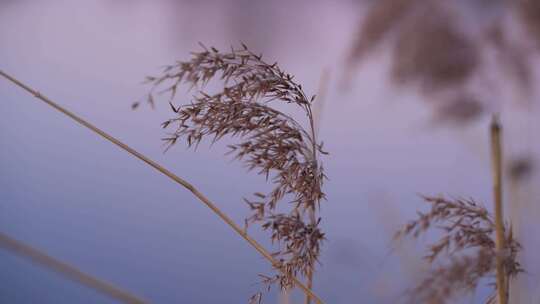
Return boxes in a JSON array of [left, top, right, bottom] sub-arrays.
[[490, 115, 507, 304], [305, 69, 330, 304], [0, 69, 325, 304], [0, 232, 146, 304]]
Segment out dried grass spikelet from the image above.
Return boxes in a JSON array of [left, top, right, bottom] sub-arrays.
[[262, 213, 324, 288], [391, 3, 479, 92], [140, 43, 327, 294], [394, 196, 522, 303]]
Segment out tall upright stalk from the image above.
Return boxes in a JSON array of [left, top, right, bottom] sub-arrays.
[[0, 69, 325, 304], [490, 115, 507, 304]]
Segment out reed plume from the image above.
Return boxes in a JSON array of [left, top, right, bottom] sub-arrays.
[[138, 43, 327, 300], [394, 118, 522, 304], [394, 196, 522, 303]]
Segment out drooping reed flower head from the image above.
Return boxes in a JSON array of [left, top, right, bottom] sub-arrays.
[[395, 196, 522, 303], [138, 43, 327, 293]]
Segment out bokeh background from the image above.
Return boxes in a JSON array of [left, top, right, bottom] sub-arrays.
[[1, 1, 539, 303]]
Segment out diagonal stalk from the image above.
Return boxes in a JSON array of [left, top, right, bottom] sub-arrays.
[[0, 69, 325, 304], [490, 115, 507, 304], [0, 232, 147, 304]]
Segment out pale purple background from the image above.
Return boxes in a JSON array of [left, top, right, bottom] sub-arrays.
[[1, 1, 540, 303]]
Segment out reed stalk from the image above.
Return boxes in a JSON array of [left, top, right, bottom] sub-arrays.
[[0, 232, 146, 304], [490, 115, 507, 304], [0, 69, 324, 304]]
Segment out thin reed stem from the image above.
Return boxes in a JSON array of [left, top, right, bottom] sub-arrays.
[[0, 232, 146, 304], [304, 69, 330, 304], [490, 115, 507, 304], [0, 69, 324, 304]]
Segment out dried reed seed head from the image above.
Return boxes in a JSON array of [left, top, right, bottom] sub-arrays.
[[395, 196, 522, 303], [143, 44, 326, 293]]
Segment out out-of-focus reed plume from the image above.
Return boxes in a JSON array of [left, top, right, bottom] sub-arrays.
[[138, 44, 327, 302], [348, 0, 540, 123], [391, 4, 478, 92]]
